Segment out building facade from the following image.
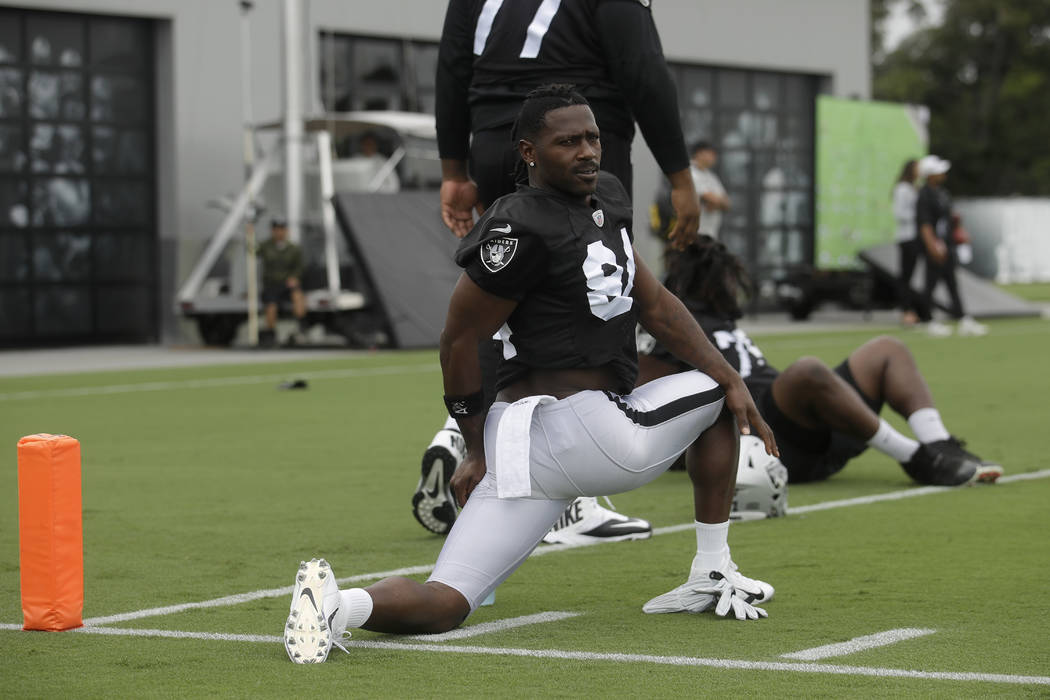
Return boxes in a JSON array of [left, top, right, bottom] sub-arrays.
[[0, 0, 870, 346]]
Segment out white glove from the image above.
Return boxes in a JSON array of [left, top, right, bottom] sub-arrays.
[[711, 571, 768, 621]]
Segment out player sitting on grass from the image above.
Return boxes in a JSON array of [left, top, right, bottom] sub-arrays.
[[285, 87, 780, 663], [636, 238, 1003, 487]]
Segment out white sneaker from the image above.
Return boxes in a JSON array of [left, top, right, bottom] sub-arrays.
[[643, 553, 773, 617], [925, 320, 953, 337], [285, 558, 345, 664], [957, 316, 989, 336], [542, 497, 652, 545], [411, 429, 465, 535]]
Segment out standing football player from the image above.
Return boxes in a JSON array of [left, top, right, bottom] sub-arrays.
[[285, 88, 777, 663], [414, 0, 702, 544]]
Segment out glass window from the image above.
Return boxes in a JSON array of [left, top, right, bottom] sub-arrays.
[[33, 285, 91, 335], [753, 74, 779, 111], [91, 74, 145, 123], [0, 233, 29, 281], [27, 14, 83, 67], [352, 38, 402, 111], [680, 108, 712, 148], [30, 123, 85, 174], [94, 179, 149, 225], [0, 289, 32, 337], [94, 231, 150, 280], [28, 70, 84, 119], [717, 70, 748, 107], [92, 126, 147, 174], [0, 10, 22, 63], [31, 177, 90, 226], [31, 231, 91, 281], [318, 33, 441, 115], [720, 150, 750, 189], [89, 18, 147, 70], [96, 285, 150, 334], [0, 67, 23, 117], [680, 67, 713, 109], [0, 178, 29, 226], [1, 8, 156, 345], [0, 124, 26, 171]]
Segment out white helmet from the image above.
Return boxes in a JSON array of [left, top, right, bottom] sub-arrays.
[[731, 435, 789, 521]]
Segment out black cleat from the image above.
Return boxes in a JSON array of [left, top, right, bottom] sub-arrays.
[[901, 437, 1002, 486]]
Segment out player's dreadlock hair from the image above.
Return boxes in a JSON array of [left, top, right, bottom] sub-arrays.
[[663, 236, 753, 320], [511, 84, 590, 183]]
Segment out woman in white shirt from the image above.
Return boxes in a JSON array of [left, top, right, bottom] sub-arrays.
[[892, 159, 919, 325]]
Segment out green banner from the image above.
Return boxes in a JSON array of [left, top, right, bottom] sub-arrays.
[[816, 96, 927, 269]]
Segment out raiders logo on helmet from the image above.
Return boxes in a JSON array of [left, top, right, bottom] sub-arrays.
[[481, 237, 518, 273]]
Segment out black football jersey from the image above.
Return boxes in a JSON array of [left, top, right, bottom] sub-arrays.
[[639, 309, 781, 402], [437, 0, 688, 175], [456, 171, 639, 393]]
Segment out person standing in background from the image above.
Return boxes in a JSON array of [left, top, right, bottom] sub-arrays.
[[690, 141, 730, 240], [914, 155, 988, 337], [892, 159, 920, 326]]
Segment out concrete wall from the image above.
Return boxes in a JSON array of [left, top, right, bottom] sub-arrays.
[[9, 0, 870, 343]]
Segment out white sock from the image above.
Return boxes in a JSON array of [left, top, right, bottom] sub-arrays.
[[334, 588, 373, 632], [866, 418, 920, 462], [692, 520, 729, 572], [442, 416, 459, 432], [907, 407, 950, 443]]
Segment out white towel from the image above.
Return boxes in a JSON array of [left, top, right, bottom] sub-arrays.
[[494, 395, 556, 499]]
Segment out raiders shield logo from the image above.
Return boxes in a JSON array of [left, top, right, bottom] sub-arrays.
[[481, 237, 518, 272], [592, 209, 604, 227]]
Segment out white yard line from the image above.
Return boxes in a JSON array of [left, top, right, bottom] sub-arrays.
[[0, 363, 439, 401], [76, 469, 1050, 627], [407, 611, 580, 641], [2, 623, 1047, 686], [781, 628, 937, 660]]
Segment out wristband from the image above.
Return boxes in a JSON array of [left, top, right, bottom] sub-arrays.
[[444, 390, 484, 418]]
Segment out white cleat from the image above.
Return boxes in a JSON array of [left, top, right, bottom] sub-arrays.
[[285, 558, 343, 664], [957, 316, 989, 337], [542, 496, 652, 545], [412, 429, 465, 535]]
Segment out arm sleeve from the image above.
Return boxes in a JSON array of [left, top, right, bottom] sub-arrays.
[[460, 226, 548, 301], [436, 0, 476, 161], [595, 0, 689, 175]]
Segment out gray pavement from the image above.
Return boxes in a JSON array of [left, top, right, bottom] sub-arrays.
[[0, 308, 912, 379]]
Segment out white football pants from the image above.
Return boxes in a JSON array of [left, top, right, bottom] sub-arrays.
[[428, 370, 725, 611]]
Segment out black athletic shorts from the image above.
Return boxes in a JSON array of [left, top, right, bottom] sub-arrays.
[[759, 359, 884, 483], [261, 284, 292, 305], [469, 126, 633, 208]]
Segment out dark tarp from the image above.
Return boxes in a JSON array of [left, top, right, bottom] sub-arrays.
[[859, 244, 1039, 319], [333, 190, 461, 348]]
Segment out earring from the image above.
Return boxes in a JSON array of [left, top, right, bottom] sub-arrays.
[[529, 161, 535, 167]]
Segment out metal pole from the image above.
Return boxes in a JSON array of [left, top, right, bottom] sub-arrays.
[[282, 0, 303, 245], [241, 0, 259, 346]]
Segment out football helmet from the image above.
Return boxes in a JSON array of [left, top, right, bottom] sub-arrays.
[[731, 435, 788, 520]]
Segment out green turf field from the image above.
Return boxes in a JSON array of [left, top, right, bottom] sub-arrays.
[[2, 318, 1049, 697]]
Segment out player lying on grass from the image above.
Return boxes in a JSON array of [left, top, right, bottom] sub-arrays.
[[637, 238, 1003, 487], [285, 87, 779, 663]]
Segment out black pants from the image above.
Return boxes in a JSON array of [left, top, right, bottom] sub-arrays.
[[896, 239, 921, 313], [469, 126, 634, 408], [918, 244, 964, 321]]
